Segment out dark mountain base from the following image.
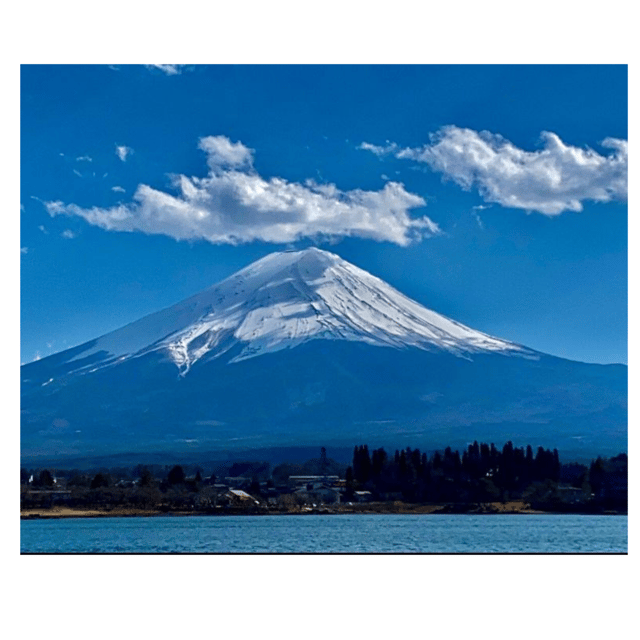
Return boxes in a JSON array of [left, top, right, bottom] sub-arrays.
[[21, 340, 627, 464]]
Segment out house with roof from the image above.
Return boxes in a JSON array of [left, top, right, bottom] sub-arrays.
[[293, 484, 341, 505], [224, 488, 260, 506]]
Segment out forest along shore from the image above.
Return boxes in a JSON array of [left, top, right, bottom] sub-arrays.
[[21, 441, 628, 519]]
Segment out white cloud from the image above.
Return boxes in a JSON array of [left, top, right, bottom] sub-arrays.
[[21, 247, 28, 254], [116, 145, 133, 162], [111, 185, 126, 193], [61, 229, 76, 239], [145, 64, 184, 75], [38, 225, 48, 234], [198, 136, 253, 170], [358, 141, 399, 157], [73, 169, 83, 177], [45, 135, 437, 246], [360, 126, 628, 215], [76, 155, 92, 162]]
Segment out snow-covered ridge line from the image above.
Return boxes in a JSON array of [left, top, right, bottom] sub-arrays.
[[58, 247, 534, 374]]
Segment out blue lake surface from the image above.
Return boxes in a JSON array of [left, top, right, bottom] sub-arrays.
[[21, 513, 627, 553]]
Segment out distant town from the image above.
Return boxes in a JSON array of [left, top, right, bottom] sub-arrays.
[[21, 442, 627, 519]]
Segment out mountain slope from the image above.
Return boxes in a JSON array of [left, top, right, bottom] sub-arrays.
[[22, 248, 532, 384], [21, 248, 627, 462]]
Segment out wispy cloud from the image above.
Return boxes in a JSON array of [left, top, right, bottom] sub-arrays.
[[115, 145, 133, 162], [61, 229, 76, 239], [358, 141, 399, 157], [359, 126, 628, 215], [73, 169, 83, 177], [38, 225, 48, 234], [45, 135, 438, 246], [76, 155, 92, 162], [145, 64, 185, 76], [111, 185, 126, 193], [470, 206, 488, 230], [21, 247, 28, 254]]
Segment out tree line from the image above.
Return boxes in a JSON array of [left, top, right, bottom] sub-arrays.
[[20, 440, 627, 513], [346, 441, 626, 509]]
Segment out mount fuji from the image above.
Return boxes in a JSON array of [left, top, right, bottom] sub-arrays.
[[21, 248, 627, 463]]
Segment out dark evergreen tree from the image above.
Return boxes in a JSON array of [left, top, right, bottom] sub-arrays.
[[249, 476, 261, 497], [371, 448, 387, 481], [399, 450, 408, 479], [361, 445, 371, 482], [490, 443, 499, 467], [90, 472, 109, 490], [38, 469, 54, 488], [589, 457, 606, 495], [526, 445, 534, 466], [480, 443, 491, 469], [534, 447, 547, 481], [352, 446, 360, 481], [167, 465, 185, 485], [139, 466, 154, 487], [345, 466, 355, 499], [552, 449, 560, 482]]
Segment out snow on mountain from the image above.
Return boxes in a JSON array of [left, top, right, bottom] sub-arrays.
[[61, 247, 534, 376]]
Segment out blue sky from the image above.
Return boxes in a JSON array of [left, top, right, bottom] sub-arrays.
[[20, 64, 627, 365]]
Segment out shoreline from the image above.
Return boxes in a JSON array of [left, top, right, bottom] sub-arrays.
[[21, 501, 625, 520]]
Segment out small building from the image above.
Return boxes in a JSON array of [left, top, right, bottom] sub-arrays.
[[225, 489, 260, 505], [115, 479, 137, 488], [353, 490, 373, 503], [288, 475, 340, 490], [52, 477, 68, 489], [293, 485, 341, 505], [224, 477, 252, 489]]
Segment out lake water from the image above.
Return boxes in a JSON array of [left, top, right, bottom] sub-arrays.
[[21, 513, 627, 553]]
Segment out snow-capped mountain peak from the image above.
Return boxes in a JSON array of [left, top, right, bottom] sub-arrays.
[[22, 248, 627, 463], [57, 247, 532, 376]]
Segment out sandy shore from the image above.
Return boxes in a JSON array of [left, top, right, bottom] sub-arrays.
[[21, 507, 163, 519], [330, 500, 545, 514], [21, 500, 547, 519]]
